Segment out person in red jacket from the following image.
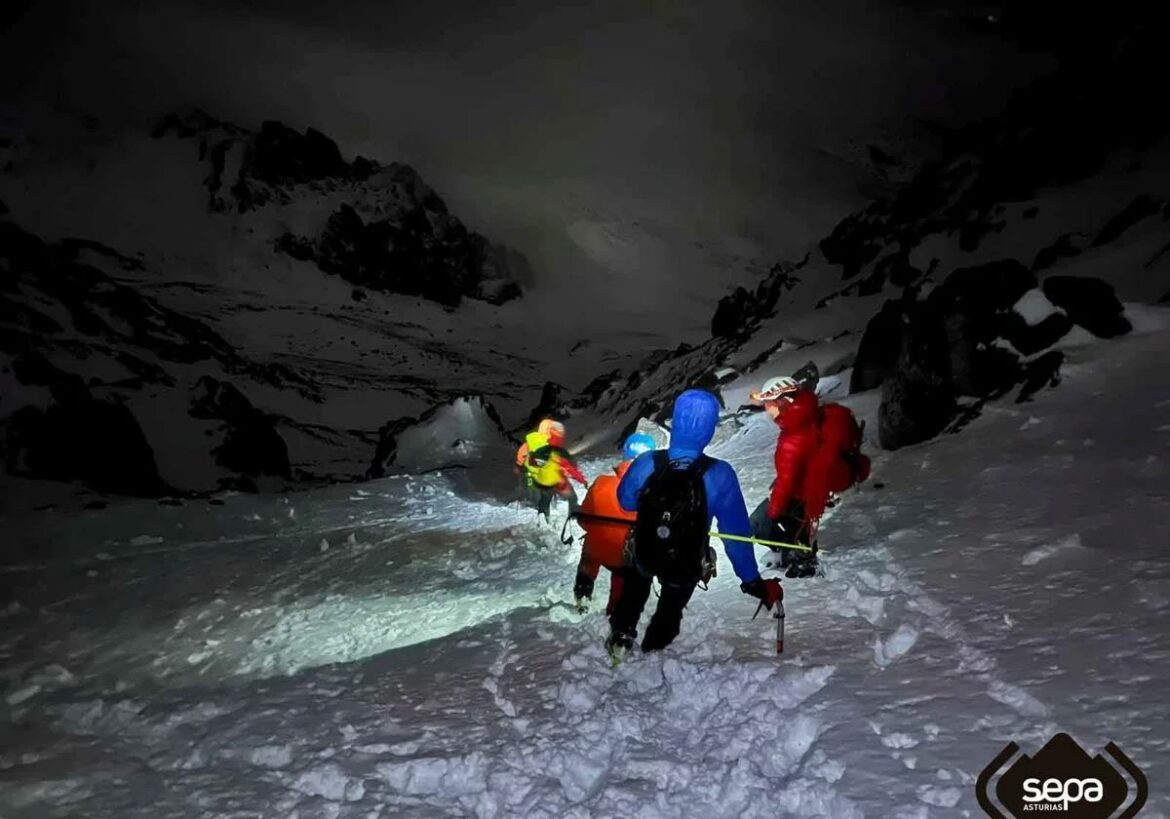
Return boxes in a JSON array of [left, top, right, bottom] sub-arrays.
[[749, 375, 870, 577]]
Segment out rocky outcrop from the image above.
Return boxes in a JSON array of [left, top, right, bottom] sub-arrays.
[[367, 395, 511, 478], [1091, 194, 1162, 247], [154, 111, 524, 307], [815, 23, 1168, 293], [850, 298, 909, 393], [281, 201, 512, 308], [877, 301, 956, 450], [522, 382, 571, 431], [1042, 276, 1132, 338], [189, 376, 291, 484], [1, 353, 166, 496], [1031, 233, 1084, 272], [711, 256, 807, 339], [858, 260, 1121, 450], [0, 217, 310, 495]]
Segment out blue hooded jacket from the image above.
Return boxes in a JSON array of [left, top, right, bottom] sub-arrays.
[[616, 389, 759, 583]]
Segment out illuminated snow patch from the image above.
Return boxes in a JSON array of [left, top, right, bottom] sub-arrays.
[[236, 587, 554, 677]]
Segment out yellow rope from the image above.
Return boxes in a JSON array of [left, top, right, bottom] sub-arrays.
[[711, 531, 818, 554]]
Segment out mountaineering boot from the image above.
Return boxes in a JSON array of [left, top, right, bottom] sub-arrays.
[[605, 630, 634, 667], [573, 572, 595, 613], [785, 550, 819, 578]]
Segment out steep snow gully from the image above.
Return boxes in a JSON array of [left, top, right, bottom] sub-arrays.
[[2, 329, 1169, 817]]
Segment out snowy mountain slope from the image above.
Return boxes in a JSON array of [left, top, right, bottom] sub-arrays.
[[1, 320, 1167, 818], [0, 108, 795, 505], [0, 218, 328, 497], [554, 33, 1170, 460], [3, 25, 1168, 508], [0, 113, 605, 503]]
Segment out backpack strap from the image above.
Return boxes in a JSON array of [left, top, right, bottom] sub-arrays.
[[668, 453, 713, 477], [651, 450, 669, 471], [693, 454, 713, 477]]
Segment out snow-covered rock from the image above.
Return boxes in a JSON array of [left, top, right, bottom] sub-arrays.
[[368, 395, 513, 477], [0, 218, 307, 495], [153, 111, 524, 307]]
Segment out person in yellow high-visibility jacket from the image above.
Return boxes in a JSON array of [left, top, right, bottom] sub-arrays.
[[519, 419, 586, 520]]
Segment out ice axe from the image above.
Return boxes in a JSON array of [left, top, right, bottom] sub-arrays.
[[751, 597, 786, 655]]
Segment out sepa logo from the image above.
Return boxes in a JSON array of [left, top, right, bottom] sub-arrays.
[[977, 733, 1148, 818]]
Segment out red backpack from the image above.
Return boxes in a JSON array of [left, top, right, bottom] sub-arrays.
[[802, 403, 871, 519], [814, 404, 870, 493]]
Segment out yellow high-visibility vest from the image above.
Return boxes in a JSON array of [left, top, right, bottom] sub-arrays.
[[524, 431, 564, 487]]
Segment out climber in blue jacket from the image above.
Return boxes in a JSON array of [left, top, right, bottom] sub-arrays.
[[609, 389, 782, 656]]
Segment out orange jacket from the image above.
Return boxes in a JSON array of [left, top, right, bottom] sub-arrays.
[[578, 460, 635, 575]]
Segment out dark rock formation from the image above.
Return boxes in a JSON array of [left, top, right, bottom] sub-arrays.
[[1, 353, 166, 497], [0, 217, 310, 495], [248, 121, 350, 188], [711, 256, 806, 338], [851, 298, 913, 393], [878, 302, 956, 450], [189, 376, 291, 482], [1042, 276, 1132, 338], [524, 381, 571, 430], [928, 259, 1037, 315], [568, 370, 622, 410], [367, 395, 509, 479], [1092, 194, 1161, 246], [155, 111, 524, 307], [814, 23, 1169, 292], [1032, 233, 1084, 272], [1016, 350, 1065, 403], [868, 258, 1082, 449], [1001, 311, 1075, 355]]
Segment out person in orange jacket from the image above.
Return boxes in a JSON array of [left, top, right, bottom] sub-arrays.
[[572, 432, 656, 612]]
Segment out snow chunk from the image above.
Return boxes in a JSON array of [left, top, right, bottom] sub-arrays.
[[917, 784, 962, 808], [987, 681, 1050, 717], [245, 744, 293, 769], [1022, 533, 1083, 565], [377, 753, 487, 796], [291, 762, 365, 802], [1012, 288, 1060, 326], [880, 732, 920, 749], [6, 684, 41, 706], [874, 623, 919, 667], [130, 534, 164, 546]]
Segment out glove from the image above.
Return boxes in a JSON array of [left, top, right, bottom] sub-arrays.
[[741, 577, 783, 610]]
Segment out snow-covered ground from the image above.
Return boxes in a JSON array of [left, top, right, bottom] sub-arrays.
[[2, 319, 1167, 817]]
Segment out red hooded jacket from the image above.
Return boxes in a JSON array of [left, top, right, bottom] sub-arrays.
[[767, 390, 821, 521], [768, 391, 871, 523]]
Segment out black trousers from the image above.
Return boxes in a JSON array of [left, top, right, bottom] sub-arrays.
[[536, 484, 579, 518], [750, 498, 815, 567], [609, 567, 696, 652]]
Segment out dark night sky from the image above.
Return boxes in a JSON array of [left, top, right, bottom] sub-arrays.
[[2, 0, 1054, 325]]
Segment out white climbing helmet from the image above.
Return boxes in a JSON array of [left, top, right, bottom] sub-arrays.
[[750, 375, 800, 402]]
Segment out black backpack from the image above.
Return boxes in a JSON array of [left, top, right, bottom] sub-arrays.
[[633, 451, 713, 584]]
